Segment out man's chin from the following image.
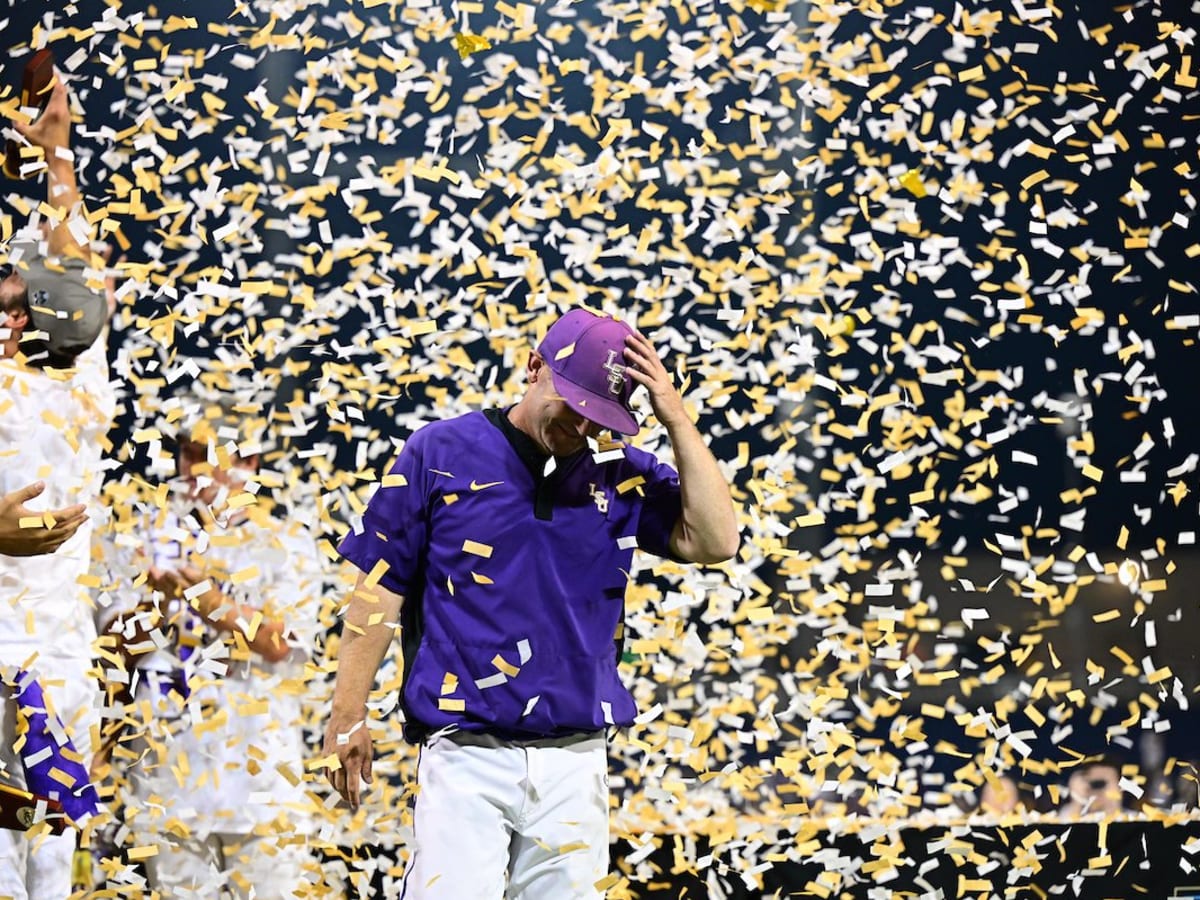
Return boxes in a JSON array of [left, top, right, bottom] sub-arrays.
[[547, 437, 583, 457], [545, 426, 585, 456]]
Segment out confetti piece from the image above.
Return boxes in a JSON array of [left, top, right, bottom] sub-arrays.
[[363, 558, 391, 588], [898, 169, 928, 198], [453, 32, 492, 60], [462, 539, 493, 558], [491, 654, 520, 677]]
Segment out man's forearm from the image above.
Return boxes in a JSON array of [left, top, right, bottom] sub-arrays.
[[623, 331, 739, 564], [17, 80, 90, 260], [665, 414, 739, 564], [193, 589, 292, 663], [45, 158, 90, 260], [329, 577, 404, 723]]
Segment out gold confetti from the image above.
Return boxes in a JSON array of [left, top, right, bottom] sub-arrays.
[[453, 32, 492, 60], [898, 169, 928, 198]]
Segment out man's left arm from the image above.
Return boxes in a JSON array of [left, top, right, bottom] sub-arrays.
[[12, 77, 91, 261], [148, 561, 295, 664], [624, 331, 739, 564]]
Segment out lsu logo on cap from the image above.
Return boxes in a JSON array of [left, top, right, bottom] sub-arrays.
[[602, 349, 625, 396]]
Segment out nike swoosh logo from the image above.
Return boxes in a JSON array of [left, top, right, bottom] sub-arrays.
[[470, 480, 505, 491]]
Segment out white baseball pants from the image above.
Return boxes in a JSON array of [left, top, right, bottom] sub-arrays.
[[400, 732, 610, 899]]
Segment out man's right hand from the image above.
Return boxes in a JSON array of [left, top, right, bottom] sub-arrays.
[[0, 481, 87, 557], [323, 714, 374, 812], [11, 75, 70, 159]]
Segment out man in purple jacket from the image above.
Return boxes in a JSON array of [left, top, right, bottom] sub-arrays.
[[323, 308, 738, 898]]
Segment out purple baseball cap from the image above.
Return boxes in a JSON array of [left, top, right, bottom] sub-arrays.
[[537, 309, 639, 435]]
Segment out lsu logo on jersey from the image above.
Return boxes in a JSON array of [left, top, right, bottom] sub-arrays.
[[588, 483, 609, 515]]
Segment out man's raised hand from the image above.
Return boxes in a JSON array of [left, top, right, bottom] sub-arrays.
[[0, 482, 87, 557]]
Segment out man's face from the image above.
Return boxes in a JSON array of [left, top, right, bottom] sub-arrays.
[[178, 439, 258, 507], [0, 266, 29, 352], [1069, 765, 1122, 813], [980, 778, 1019, 814], [527, 355, 603, 457]]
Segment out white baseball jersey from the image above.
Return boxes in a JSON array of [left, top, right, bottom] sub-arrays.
[[0, 344, 114, 900], [0, 349, 114, 662], [99, 504, 325, 838]]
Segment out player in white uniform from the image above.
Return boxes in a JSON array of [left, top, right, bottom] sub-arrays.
[[95, 397, 325, 899], [0, 77, 114, 899]]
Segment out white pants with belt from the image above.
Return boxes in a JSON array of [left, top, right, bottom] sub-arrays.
[[400, 732, 609, 899]]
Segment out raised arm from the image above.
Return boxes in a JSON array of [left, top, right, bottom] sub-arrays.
[[623, 331, 739, 564], [323, 570, 404, 811], [12, 76, 91, 260]]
